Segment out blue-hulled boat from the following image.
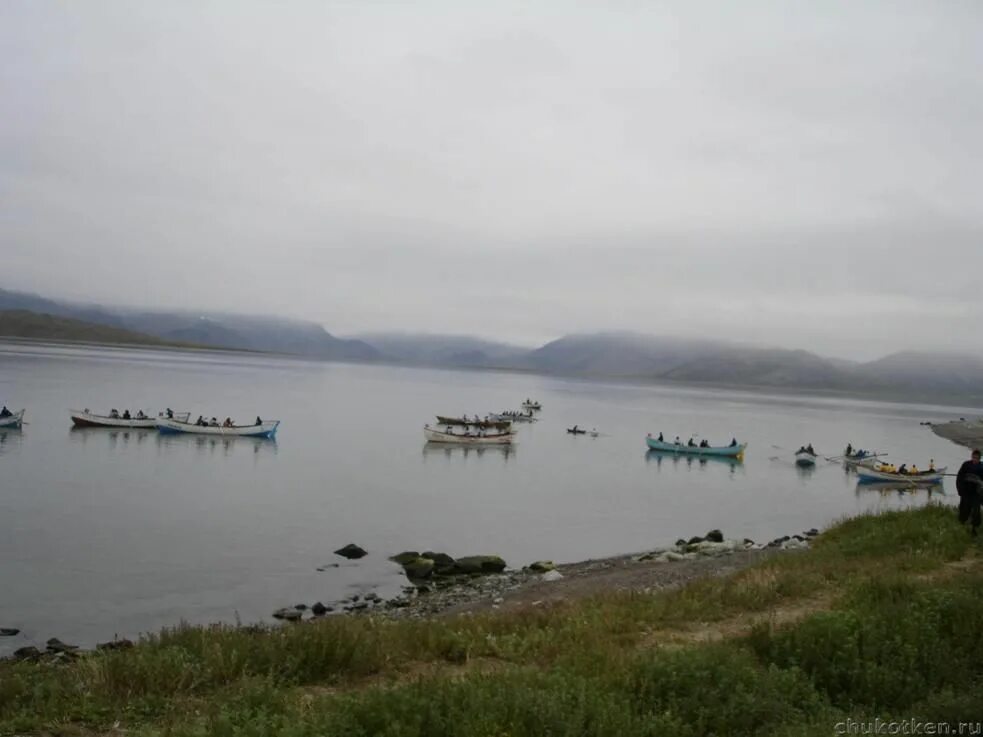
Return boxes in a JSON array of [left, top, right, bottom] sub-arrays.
[[157, 418, 280, 439], [645, 435, 746, 458]]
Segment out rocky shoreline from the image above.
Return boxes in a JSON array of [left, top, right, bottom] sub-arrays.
[[2, 527, 818, 662]]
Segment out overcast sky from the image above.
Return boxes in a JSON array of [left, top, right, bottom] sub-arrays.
[[2, 1, 982, 359]]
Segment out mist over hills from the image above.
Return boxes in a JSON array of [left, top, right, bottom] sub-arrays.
[[0, 288, 379, 361], [2, 287, 982, 402]]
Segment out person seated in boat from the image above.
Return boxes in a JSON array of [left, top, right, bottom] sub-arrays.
[[730, 438, 737, 447], [136, 410, 146, 419], [110, 409, 120, 418], [806, 443, 815, 454], [0, 406, 10, 418], [911, 464, 919, 474], [687, 438, 696, 447], [657, 432, 664, 441], [929, 459, 936, 471], [674, 436, 681, 445], [255, 416, 262, 425], [209, 417, 219, 427], [122, 410, 131, 420], [223, 418, 233, 428], [897, 464, 908, 475], [845, 443, 853, 456]]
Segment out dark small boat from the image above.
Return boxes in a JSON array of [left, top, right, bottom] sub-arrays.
[[567, 427, 587, 435]]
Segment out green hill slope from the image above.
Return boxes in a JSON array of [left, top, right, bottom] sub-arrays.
[[0, 310, 204, 349]]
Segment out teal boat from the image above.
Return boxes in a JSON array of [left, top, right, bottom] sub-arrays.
[[645, 435, 746, 458]]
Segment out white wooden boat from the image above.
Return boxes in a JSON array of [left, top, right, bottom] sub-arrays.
[[0, 409, 25, 428], [156, 418, 280, 439], [795, 449, 817, 466], [647, 436, 746, 458], [424, 425, 514, 445], [70, 410, 189, 429], [856, 466, 946, 484]]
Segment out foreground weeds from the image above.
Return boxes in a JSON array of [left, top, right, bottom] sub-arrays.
[[2, 504, 981, 736]]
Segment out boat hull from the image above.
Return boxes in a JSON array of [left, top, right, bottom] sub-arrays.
[[645, 437, 746, 458], [0, 410, 25, 428], [70, 410, 189, 428], [795, 451, 817, 466], [424, 427, 513, 445], [856, 467, 946, 484], [156, 418, 280, 438]]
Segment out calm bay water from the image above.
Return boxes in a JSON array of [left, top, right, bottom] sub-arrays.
[[0, 341, 976, 652]]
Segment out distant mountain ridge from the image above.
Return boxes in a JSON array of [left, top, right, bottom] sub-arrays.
[[357, 330, 983, 400], [0, 288, 379, 361], [4, 287, 983, 402], [0, 310, 204, 348]]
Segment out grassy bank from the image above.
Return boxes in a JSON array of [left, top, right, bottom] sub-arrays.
[[2, 505, 982, 736]]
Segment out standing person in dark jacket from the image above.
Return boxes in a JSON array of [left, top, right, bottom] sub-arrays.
[[955, 449, 983, 537]]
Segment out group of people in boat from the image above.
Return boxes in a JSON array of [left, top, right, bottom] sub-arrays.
[[436, 424, 506, 438], [876, 460, 935, 475], [108, 409, 148, 420], [192, 415, 264, 428], [0, 406, 13, 418], [654, 432, 739, 448], [797, 444, 816, 455], [844, 444, 870, 459]]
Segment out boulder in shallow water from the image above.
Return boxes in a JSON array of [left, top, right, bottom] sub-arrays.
[[527, 560, 556, 572], [402, 557, 436, 580], [422, 551, 456, 568], [686, 535, 704, 545], [705, 529, 724, 543], [453, 555, 507, 575], [13, 646, 40, 661], [272, 607, 303, 622], [311, 602, 329, 616], [334, 543, 368, 560], [45, 638, 78, 653], [390, 551, 421, 566]]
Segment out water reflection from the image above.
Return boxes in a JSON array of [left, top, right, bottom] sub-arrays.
[[644, 449, 745, 475], [0, 428, 23, 455], [69, 426, 154, 448], [795, 464, 816, 479], [422, 443, 514, 463], [156, 433, 278, 458], [855, 482, 946, 498]]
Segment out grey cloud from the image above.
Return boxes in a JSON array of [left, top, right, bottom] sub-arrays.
[[2, 1, 981, 360]]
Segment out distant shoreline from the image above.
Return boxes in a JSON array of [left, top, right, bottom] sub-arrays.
[[4, 336, 983, 414]]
